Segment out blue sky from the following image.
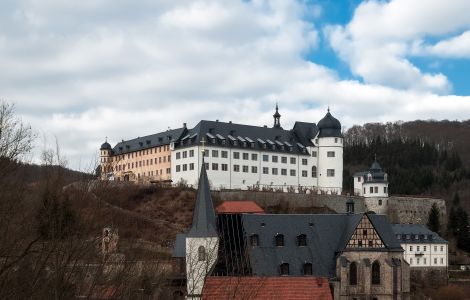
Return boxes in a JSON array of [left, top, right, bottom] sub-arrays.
[[1, 0, 470, 170]]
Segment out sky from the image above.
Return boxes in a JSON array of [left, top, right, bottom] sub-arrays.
[[1, 0, 470, 171]]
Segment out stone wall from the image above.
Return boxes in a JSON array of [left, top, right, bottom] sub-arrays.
[[387, 197, 447, 226], [410, 267, 448, 292]]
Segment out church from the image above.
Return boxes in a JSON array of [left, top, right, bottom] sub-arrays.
[[100, 106, 344, 194], [172, 154, 411, 300]]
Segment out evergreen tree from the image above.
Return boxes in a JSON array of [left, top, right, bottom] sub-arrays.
[[455, 207, 470, 252], [427, 203, 440, 234]]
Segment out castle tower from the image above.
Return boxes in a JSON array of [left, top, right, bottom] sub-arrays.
[[100, 138, 112, 180], [185, 154, 219, 299], [315, 108, 343, 194], [273, 103, 282, 129]]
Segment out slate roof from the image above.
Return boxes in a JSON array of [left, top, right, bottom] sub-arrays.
[[353, 159, 388, 183], [172, 233, 187, 258], [202, 276, 333, 300], [392, 224, 447, 244], [242, 213, 403, 278], [110, 127, 185, 155], [216, 201, 265, 214], [187, 155, 218, 237], [174, 120, 314, 155], [100, 141, 112, 150], [317, 111, 342, 138]]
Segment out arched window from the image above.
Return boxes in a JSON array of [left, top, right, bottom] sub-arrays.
[[312, 166, 317, 178], [372, 261, 380, 285], [349, 262, 357, 285], [297, 234, 307, 246], [250, 234, 259, 246], [198, 246, 206, 261], [303, 263, 313, 275], [275, 234, 284, 246], [280, 263, 289, 275]]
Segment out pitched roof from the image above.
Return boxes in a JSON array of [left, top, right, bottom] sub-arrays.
[[241, 213, 403, 278], [175, 120, 312, 155], [187, 155, 218, 237], [216, 201, 264, 214], [317, 111, 342, 138], [392, 224, 447, 244], [111, 127, 185, 155], [202, 276, 332, 300]]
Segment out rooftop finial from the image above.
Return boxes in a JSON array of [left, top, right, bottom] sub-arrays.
[[105, 136, 107, 142], [273, 102, 281, 128], [327, 106, 330, 113]]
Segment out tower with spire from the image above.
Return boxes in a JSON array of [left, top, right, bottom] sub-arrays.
[[273, 103, 282, 129], [185, 153, 219, 299]]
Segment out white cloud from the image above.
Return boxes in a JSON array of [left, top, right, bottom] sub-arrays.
[[0, 0, 469, 170], [415, 31, 470, 58]]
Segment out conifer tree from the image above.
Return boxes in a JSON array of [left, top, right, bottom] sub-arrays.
[[427, 203, 440, 234]]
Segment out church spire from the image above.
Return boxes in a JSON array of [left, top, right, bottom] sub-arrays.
[[187, 153, 217, 237], [273, 103, 281, 129]]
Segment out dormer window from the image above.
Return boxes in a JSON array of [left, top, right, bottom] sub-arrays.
[[198, 246, 206, 261], [275, 234, 284, 246], [280, 263, 289, 275], [297, 234, 307, 246], [303, 263, 313, 275], [368, 173, 372, 181], [250, 234, 259, 246]]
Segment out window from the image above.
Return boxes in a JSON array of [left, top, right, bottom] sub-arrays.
[[234, 165, 240, 172], [221, 151, 228, 158], [272, 156, 278, 163], [302, 170, 308, 177], [327, 151, 335, 157], [290, 169, 296, 176], [281, 169, 287, 176], [183, 164, 187, 171], [434, 258, 437, 264], [368, 240, 373, 247], [384, 187, 387, 193], [335, 138, 338, 143], [301, 158, 307, 165], [417, 246, 420, 252], [189, 149, 194, 157], [222, 164, 228, 171], [204, 150, 209, 157], [190, 163, 194, 170], [297, 234, 307, 246], [378, 199, 382, 206], [312, 151, 317, 157], [371, 261, 380, 285], [349, 262, 357, 285], [251, 166, 258, 173], [424, 258, 427, 264], [198, 246, 206, 261], [233, 152, 240, 159], [243, 165, 249, 173], [263, 167, 269, 174], [250, 234, 259, 246], [358, 240, 363, 247], [434, 246, 437, 252], [358, 177, 361, 182], [251, 153, 258, 161], [205, 163, 209, 170], [410, 258, 413, 265], [327, 169, 335, 177], [290, 157, 296, 164], [374, 186, 378, 193], [440, 258, 444, 264], [363, 188, 365, 194], [312, 166, 317, 178], [370, 187, 374, 193], [272, 168, 278, 175], [176, 165, 180, 172], [440, 246, 443, 252], [281, 156, 287, 163], [280, 263, 289, 275], [410, 246, 413, 251], [212, 150, 218, 157], [183, 151, 187, 158], [275, 234, 284, 246], [303, 263, 313, 275], [212, 163, 218, 171], [243, 153, 249, 160], [176, 152, 181, 159], [263, 154, 269, 162]]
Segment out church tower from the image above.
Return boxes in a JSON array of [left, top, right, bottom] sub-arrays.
[[185, 154, 219, 299]]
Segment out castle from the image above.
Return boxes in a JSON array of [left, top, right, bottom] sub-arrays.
[[100, 106, 343, 193]]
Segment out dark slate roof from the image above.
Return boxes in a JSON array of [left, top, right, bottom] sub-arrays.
[[187, 156, 218, 237], [100, 141, 112, 150], [110, 127, 185, 155], [174, 120, 312, 155], [353, 159, 388, 183], [392, 224, 447, 244], [292, 122, 319, 146], [242, 213, 402, 278], [317, 111, 342, 138], [172, 233, 187, 258]]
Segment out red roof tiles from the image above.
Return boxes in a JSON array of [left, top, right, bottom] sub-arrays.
[[216, 201, 264, 214], [202, 276, 332, 300]]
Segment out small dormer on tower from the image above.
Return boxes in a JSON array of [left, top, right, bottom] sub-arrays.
[[273, 103, 282, 129]]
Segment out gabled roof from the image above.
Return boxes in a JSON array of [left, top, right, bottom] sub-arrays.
[[242, 213, 402, 278], [111, 127, 185, 155], [216, 201, 264, 214], [392, 224, 447, 244], [202, 276, 332, 300], [187, 155, 218, 237]]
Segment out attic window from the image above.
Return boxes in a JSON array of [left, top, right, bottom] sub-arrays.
[[198, 246, 206, 261], [303, 263, 313, 275], [250, 234, 259, 246], [275, 234, 284, 247], [297, 234, 307, 246], [368, 173, 372, 181], [280, 263, 289, 275]]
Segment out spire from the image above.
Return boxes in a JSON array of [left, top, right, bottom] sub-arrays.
[[187, 153, 218, 237], [273, 103, 281, 129]]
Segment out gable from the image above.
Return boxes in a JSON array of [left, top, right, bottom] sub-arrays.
[[346, 214, 385, 249]]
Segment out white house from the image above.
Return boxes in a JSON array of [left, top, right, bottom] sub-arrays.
[[353, 159, 389, 197], [171, 106, 343, 193], [392, 224, 448, 268]]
